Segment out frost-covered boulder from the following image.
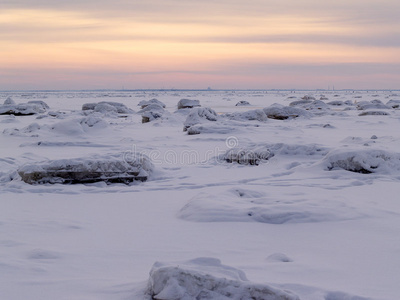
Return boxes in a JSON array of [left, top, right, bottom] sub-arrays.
[[358, 111, 390, 116], [186, 124, 235, 135], [356, 100, 390, 110], [138, 104, 166, 123], [177, 99, 201, 109], [93, 103, 118, 114], [82, 103, 97, 111], [263, 104, 312, 120], [301, 95, 316, 100], [183, 107, 218, 131], [222, 143, 328, 165], [0, 101, 47, 116], [225, 109, 268, 122], [289, 99, 313, 107], [327, 100, 345, 106], [138, 98, 166, 109], [386, 99, 400, 109], [323, 149, 400, 174], [224, 147, 273, 165], [82, 101, 133, 114], [18, 153, 154, 184], [235, 100, 251, 106], [146, 258, 299, 300]]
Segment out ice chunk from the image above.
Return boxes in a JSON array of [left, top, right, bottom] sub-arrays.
[[146, 258, 299, 300], [177, 99, 201, 109], [18, 153, 153, 184]]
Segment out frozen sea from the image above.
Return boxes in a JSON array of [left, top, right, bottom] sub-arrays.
[[0, 90, 399, 299]]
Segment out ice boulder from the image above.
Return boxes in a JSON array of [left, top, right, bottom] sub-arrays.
[[138, 104, 166, 123], [18, 153, 154, 184], [183, 107, 218, 131], [4, 97, 16, 105], [263, 104, 312, 120], [177, 99, 201, 109], [323, 149, 400, 174], [138, 98, 166, 109], [28, 100, 50, 110], [146, 258, 299, 300], [224, 147, 273, 165]]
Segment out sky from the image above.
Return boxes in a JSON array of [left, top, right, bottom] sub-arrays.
[[1, 0, 399, 90]]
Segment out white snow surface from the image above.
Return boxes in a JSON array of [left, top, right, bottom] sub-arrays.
[[0, 90, 400, 300]]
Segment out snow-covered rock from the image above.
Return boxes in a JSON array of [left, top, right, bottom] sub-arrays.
[[356, 100, 390, 110], [263, 104, 312, 120], [224, 147, 274, 165], [225, 109, 268, 122], [138, 98, 166, 109], [235, 100, 251, 106], [183, 107, 218, 131], [146, 257, 299, 300], [139, 104, 166, 123], [386, 99, 400, 108], [0, 102, 47, 116], [93, 103, 119, 114], [82, 101, 133, 114], [177, 99, 201, 109], [323, 149, 400, 174], [358, 111, 390, 116], [18, 153, 154, 184], [222, 143, 328, 165]]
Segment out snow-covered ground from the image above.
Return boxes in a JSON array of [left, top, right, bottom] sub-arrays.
[[0, 90, 399, 299]]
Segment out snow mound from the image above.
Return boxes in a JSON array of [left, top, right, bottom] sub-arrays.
[[82, 101, 133, 114], [225, 109, 268, 122], [3, 122, 41, 136], [18, 153, 154, 184], [266, 253, 293, 263], [235, 100, 251, 106], [146, 258, 299, 300], [138, 98, 166, 109], [323, 149, 400, 174], [178, 190, 363, 224], [183, 107, 218, 131], [263, 104, 312, 120], [51, 117, 108, 135], [177, 99, 201, 109]]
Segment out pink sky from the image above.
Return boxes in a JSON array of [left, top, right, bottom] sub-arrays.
[[1, 1, 399, 90]]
